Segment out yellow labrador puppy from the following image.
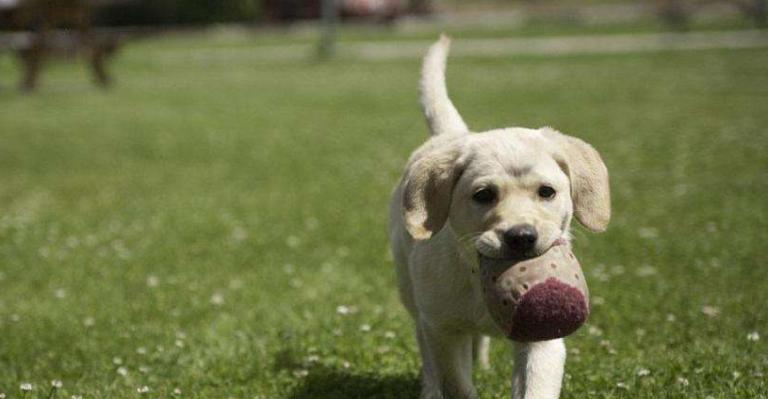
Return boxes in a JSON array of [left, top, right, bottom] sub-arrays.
[[388, 36, 611, 399]]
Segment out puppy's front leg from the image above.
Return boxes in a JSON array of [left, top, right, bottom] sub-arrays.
[[511, 339, 566, 399], [419, 320, 477, 399]]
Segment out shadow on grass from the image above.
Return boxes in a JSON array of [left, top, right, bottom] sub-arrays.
[[274, 343, 419, 399], [288, 366, 420, 399]]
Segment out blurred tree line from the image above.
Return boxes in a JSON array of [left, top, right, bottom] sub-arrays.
[[96, 0, 261, 26], [1, 0, 419, 30], [95, 0, 420, 26]]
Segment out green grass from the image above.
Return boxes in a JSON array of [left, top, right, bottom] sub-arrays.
[[1, 30, 767, 398]]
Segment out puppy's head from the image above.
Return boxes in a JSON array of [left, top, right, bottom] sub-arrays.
[[402, 127, 610, 261]]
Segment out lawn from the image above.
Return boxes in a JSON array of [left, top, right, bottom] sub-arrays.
[[0, 29, 767, 398]]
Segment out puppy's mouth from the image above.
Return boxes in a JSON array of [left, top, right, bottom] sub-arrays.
[[476, 237, 568, 263], [477, 250, 536, 263]]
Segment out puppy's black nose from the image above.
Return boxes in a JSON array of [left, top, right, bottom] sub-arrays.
[[503, 224, 538, 254]]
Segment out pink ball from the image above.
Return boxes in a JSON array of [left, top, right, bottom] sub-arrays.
[[479, 244, 590, 342]]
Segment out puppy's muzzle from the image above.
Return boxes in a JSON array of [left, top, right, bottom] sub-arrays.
[[479, 243, 589, 342]]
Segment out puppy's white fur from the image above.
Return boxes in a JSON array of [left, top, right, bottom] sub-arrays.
[[389, 36, 610, 399]]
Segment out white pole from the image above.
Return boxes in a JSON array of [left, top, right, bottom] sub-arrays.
[[318, 0, 338, 59]]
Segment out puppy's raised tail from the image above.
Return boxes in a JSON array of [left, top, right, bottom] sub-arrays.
[[420, 35, 469, 136]]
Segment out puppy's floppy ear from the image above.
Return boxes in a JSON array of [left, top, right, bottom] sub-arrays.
[[543, 128, 611, 232], [402, 135, 466, 240]]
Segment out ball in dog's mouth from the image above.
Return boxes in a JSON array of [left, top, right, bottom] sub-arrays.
[[479, 243, 589, 342]]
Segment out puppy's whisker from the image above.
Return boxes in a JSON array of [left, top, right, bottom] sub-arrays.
[[457, 231, 482, 240], [456, 232, 482, 247], [457, 233, 480, 243]]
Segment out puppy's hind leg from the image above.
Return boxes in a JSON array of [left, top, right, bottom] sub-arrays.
[[472, 335, 490, 370]]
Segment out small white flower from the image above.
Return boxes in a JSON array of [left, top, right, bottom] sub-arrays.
[[676, 376, 689, 386], [112, 357, 123, 365], [747, 332, 760, 341], [332, 328, 342, 336], [117, 366, 128, 376], [637, 227, 658, 239], [210, 293, 225, 306], [0, 393, 5, 399], [231, 226, 248, 242], [146, 275, 159, 287], [305, 217, 319, 231], [83, 317, 95, 327], [173, 388, 182, 395], [384, 331, 396, 339], [701, 305, 720, 317], [359, 324, 371, 332], [342, 361, 351, 369], [65, 236, 80, 248], [175, 339, 185, 348], [336, 246, 350, 257], [71, 396, 82, 399], [320, 262, 335, 274], [289, 278, 303, 288], [591, 296, 605, 306], [293, 369, 309, 378], [286, 235, 301, 248], [136, 346, 147, 355], [54, 288, 67, 299], [229, 278, 244, 290], [306, 355, 319, 363], [176, 331, 187, 340], [139, 365, 150, 373], [51, 380, 63, 388], [635, 265, 657, 277], [732, 371, 741, 379], [588, 325, 603, 336], [666, 313, 677, 322], [137, 386, 150, 394], [616, 382, 628, 389], [636, 368, 650, 377], [336, 305, 350, 315], [20, 383, 32, 391]]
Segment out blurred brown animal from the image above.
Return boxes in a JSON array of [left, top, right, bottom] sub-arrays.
[[1, 0, 120, 91]]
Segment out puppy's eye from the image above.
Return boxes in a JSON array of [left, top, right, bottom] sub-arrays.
[[472, 188, 497, 204], [538, 185, 556, 200]]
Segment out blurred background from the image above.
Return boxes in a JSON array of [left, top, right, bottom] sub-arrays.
[[0, 0, 766, 83], [1, 0, 766, 398]]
